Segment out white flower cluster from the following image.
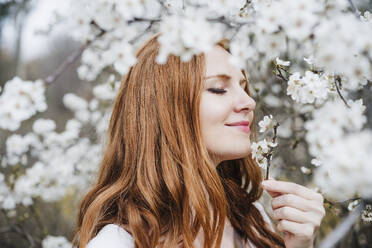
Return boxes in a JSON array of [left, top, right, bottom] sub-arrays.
[[42, 235, 72, 248], [67, 0, 154, 80], [67, 0, 156, 44], [93, 74, 121, 101], [227, 25, 259, 69], [362, 205, 372, 222], [1, 78, 116, 208], [258, 115, 275, 133], [313, 13, 372, 90], [305, 99, 366, 157], [33, 118, 57, 134], [5, 133, 40, 165], [63, 93, 109, 129], [287, 71, 332, 104], [4, 119, 102, 205], [0, 173, 17, 209], [188, 0, 246, 17], [313, 131, 372, 200], [0, 77, 47, 131], [255, 0, 322, 41], [275, 57, 290, 67], [78, 40, 138, 81], [251, 139, 277, 169], [1, 0, 372, 243], [156, 9, 223, 64], [305, 99, 371, 200]]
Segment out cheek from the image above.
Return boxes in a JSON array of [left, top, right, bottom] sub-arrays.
[[199, 95, 229, 127], [199, 94, 252, 161]]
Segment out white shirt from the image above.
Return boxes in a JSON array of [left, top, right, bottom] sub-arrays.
[[87, 202, 274, 248]]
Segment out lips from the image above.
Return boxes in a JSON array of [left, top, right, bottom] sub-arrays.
[[225, 121, 250, 134], [225, 121, 250, 126]]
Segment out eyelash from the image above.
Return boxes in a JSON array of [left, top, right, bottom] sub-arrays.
[[208, 88, 227, 94]]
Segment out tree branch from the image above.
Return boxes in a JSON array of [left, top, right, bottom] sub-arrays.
[[44, 22, 106, 85], [334, 76, 350, 108], [318, 201, 365, 248]]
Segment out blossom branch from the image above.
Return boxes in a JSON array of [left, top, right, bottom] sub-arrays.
[[334, 75, 350, 108], [347, 0, 361, 16], [265, 122, 280, 180], [44, 21, 106, 85]]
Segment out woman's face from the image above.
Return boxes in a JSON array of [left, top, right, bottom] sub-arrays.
[[200, 45, 256, 166]]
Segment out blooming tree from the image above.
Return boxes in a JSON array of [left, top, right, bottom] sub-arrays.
[[1, 0, 372, 247]]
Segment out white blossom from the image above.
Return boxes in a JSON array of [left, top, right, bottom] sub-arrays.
[[93, 80, 120, 101], [42, 235, 72, 248], [300, 166, 312, 175], [63, 93, 88, 111], [313, 13, 372, 90], [313, 131, 372, 200], [0, 173, 16, 210], [100, 40, 138, 75], [1, 0, 372, 238], [189, 0, 246, 17], [0, 77, 46, 131], [275, 57, 290, 66], [228, 26, 258, 69], [362, 205, 372, 222], [287, 71, 330, 104], [258, 115, 275, 133], [33, 119, 56, 134], [251, 139, 277, 169], [304, 56, 314, 65], [156, 10, 223, 64], [311, 159, 322, 167], [347, 199, 360, 211]]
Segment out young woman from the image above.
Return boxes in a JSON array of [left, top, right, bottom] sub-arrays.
[[73, 33, 325, 248]]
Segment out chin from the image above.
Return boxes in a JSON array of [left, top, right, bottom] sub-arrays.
[[222, 150, 252, 161]]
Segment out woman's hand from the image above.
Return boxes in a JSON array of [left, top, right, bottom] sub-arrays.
[[261, 179, 325, 248]]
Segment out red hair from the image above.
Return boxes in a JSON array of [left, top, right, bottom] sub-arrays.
[[73, 33, 284, 248]]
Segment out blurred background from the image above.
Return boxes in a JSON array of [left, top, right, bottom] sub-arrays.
[[1, 0, 372, 247]]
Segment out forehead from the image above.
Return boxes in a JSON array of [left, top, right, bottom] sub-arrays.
[[205, 45, 244, 78]]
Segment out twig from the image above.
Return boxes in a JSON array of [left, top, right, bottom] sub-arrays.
[[128, 17, 161, 24], [44, 22, 106, 85], [324, 197, 361, 206], [29, 203, 48, 236], [334, 76, 350, 108], [265, 154, 271, 180], [1, 210, 39, 247], [272, 122, 279, 144], [265, 122, 280, 180], [318, 200, 365, 248], [347, 0, 361, 16]]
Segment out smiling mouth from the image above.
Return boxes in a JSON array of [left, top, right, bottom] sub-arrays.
[[225, 124, 250, 134]]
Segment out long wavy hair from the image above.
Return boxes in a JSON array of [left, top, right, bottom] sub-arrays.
[[73, 33, 285, 248]]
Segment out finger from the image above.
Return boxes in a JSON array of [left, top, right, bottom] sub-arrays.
[[262, 180, 323, 202], [273, 206, 321, 227], [271, 193, 326, 216], [277, 220, 315, 239], [265, 189, 282, 198]]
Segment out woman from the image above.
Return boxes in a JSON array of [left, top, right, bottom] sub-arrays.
[[73, 33, 325, 248]]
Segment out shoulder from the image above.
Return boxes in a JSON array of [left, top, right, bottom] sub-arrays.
[[86, 224, 134, 248]]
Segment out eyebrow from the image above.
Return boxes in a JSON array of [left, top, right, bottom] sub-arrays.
[[204, 74, 248, 86]]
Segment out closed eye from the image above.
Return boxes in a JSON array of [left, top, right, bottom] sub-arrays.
[[208, 88, 226, 94]]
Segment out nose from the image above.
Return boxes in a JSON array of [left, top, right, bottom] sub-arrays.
[[233, 91, 256, 113]]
